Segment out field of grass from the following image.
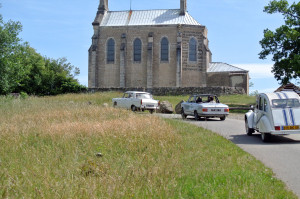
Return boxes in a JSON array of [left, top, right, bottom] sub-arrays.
[[0, 93, 296, 198]]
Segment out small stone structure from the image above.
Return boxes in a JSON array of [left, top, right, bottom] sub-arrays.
[[89, 0, 249, 95], [157, 101, 174, 114], [275, 83, 300, 96]]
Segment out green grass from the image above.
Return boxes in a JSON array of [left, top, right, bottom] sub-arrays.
[[0, 93, 296, 198]]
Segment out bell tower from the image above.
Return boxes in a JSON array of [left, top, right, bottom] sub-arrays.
[[98, 0, 108, 14], [180, 0, 187, 15]]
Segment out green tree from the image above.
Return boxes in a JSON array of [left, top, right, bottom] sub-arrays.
[[0, 11, 30, 94], [0, 6, 86, 96], [17, 52, 86, 95], [259, 0, 300, 85]]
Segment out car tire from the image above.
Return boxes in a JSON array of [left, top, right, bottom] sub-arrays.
[[131, 105, 137, 112], [113, 102, 117, 107], [181, 108, 187, 119], [245, 119, 254, 136], [194, 111, 200, 121], [261, 133, 271, 142], [220, 116, 226, 121]]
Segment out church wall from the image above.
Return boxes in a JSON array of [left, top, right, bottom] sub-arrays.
[[96, 25, 183, 88], [124, 28, 148, 87], [152, 26, 178, 87], [181, 25, 208, 87], [93, 24, 249, 92], [97, 26, 121, 87]]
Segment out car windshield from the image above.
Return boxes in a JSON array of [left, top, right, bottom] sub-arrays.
[[272, 99, 300, 108], [188, 95, 219, 103], [136, 93, 152, 99]]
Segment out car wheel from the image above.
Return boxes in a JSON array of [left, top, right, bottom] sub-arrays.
[[245, 119, 254, 136], [181, 108, 187, 119], [261, 133, 271, 142], [194, 111, 200, 121], [113, 102, 117, 107], [131, 105, 137, 112], [149, 109, 154, 114], [220, 116, 226, 121]]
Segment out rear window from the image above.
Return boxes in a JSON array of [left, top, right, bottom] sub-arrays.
[[272, 99, 300, 108]]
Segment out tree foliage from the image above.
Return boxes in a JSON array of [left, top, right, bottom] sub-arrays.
[[0, 9, 86, 95], [259, 0, 300, 85], [0, 12, 26, 94]]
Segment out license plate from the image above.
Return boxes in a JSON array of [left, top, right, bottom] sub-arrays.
[[147, 105, 154, 107], [283, 126, 300, 130], [211, 109, 221, 112]]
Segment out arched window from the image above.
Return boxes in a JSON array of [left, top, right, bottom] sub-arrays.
[[134, 38, 142, 62], [161, 37, 169, 62], [107, 38, 115, 63], [189, 38, 197, 62]]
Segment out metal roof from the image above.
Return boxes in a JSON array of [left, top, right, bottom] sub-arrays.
[[100, 9, 201, 27], [208, 62, 248, 73]]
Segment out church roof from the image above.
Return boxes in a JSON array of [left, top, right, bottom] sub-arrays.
[[208, 62, 248, 73], [100, 9, 201, 27]]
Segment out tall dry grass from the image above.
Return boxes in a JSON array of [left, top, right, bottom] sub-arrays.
[[0, 94, 296, 198], [0, 95, 184, 198]]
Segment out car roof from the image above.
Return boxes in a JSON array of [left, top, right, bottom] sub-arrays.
[[261, 92, 300, 101], [125, 91, 150, 94]]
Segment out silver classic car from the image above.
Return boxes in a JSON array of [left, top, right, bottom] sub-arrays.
[[181, 94, 229, 120], [245, 92, 300, 142]]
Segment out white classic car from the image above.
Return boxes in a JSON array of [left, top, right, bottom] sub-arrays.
[[181, 94, 229, 120], [112, 91, 160, 114], [245, 92, 300, 142]]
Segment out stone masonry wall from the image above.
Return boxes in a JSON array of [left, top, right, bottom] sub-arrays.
[[207, 72, 249, 95], [89, 86, 246, 96], [93, 24, 209, 88], [97, 25, 180, 88], [181, 25, 208, 87]]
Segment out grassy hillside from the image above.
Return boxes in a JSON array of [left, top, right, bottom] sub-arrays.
[[0, 93, 296, 198]]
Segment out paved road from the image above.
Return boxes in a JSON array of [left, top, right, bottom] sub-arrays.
[[159, 114, 300, 198]]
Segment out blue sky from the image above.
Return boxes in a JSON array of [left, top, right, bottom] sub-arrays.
[[1, 0, 298, 93]]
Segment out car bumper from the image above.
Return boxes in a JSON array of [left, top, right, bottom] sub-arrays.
[[141, 105, 159, 110], [270, 130, 300, 135], [199, 113, 229, 117]]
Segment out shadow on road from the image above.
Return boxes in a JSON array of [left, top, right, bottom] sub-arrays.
[[230, 134, 300, 145]]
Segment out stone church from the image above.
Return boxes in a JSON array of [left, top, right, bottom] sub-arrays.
[[89, 0, 249, 94]]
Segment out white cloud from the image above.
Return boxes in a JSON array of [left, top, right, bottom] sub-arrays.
[[234, 63, 274, 79]]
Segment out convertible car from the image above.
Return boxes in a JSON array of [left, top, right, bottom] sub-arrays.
[[181, 94, 229, 120]]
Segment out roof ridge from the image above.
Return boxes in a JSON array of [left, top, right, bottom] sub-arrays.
[[106, 8, 181, 13], [101, 9, 201, 27], [209, 62, 248, 72]]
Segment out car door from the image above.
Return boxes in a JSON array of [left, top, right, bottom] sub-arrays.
[[254, 95, 266, 129], [184, 96, 194, 115], [120, 93, 130, 108], [190, 96, 198, 113]]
